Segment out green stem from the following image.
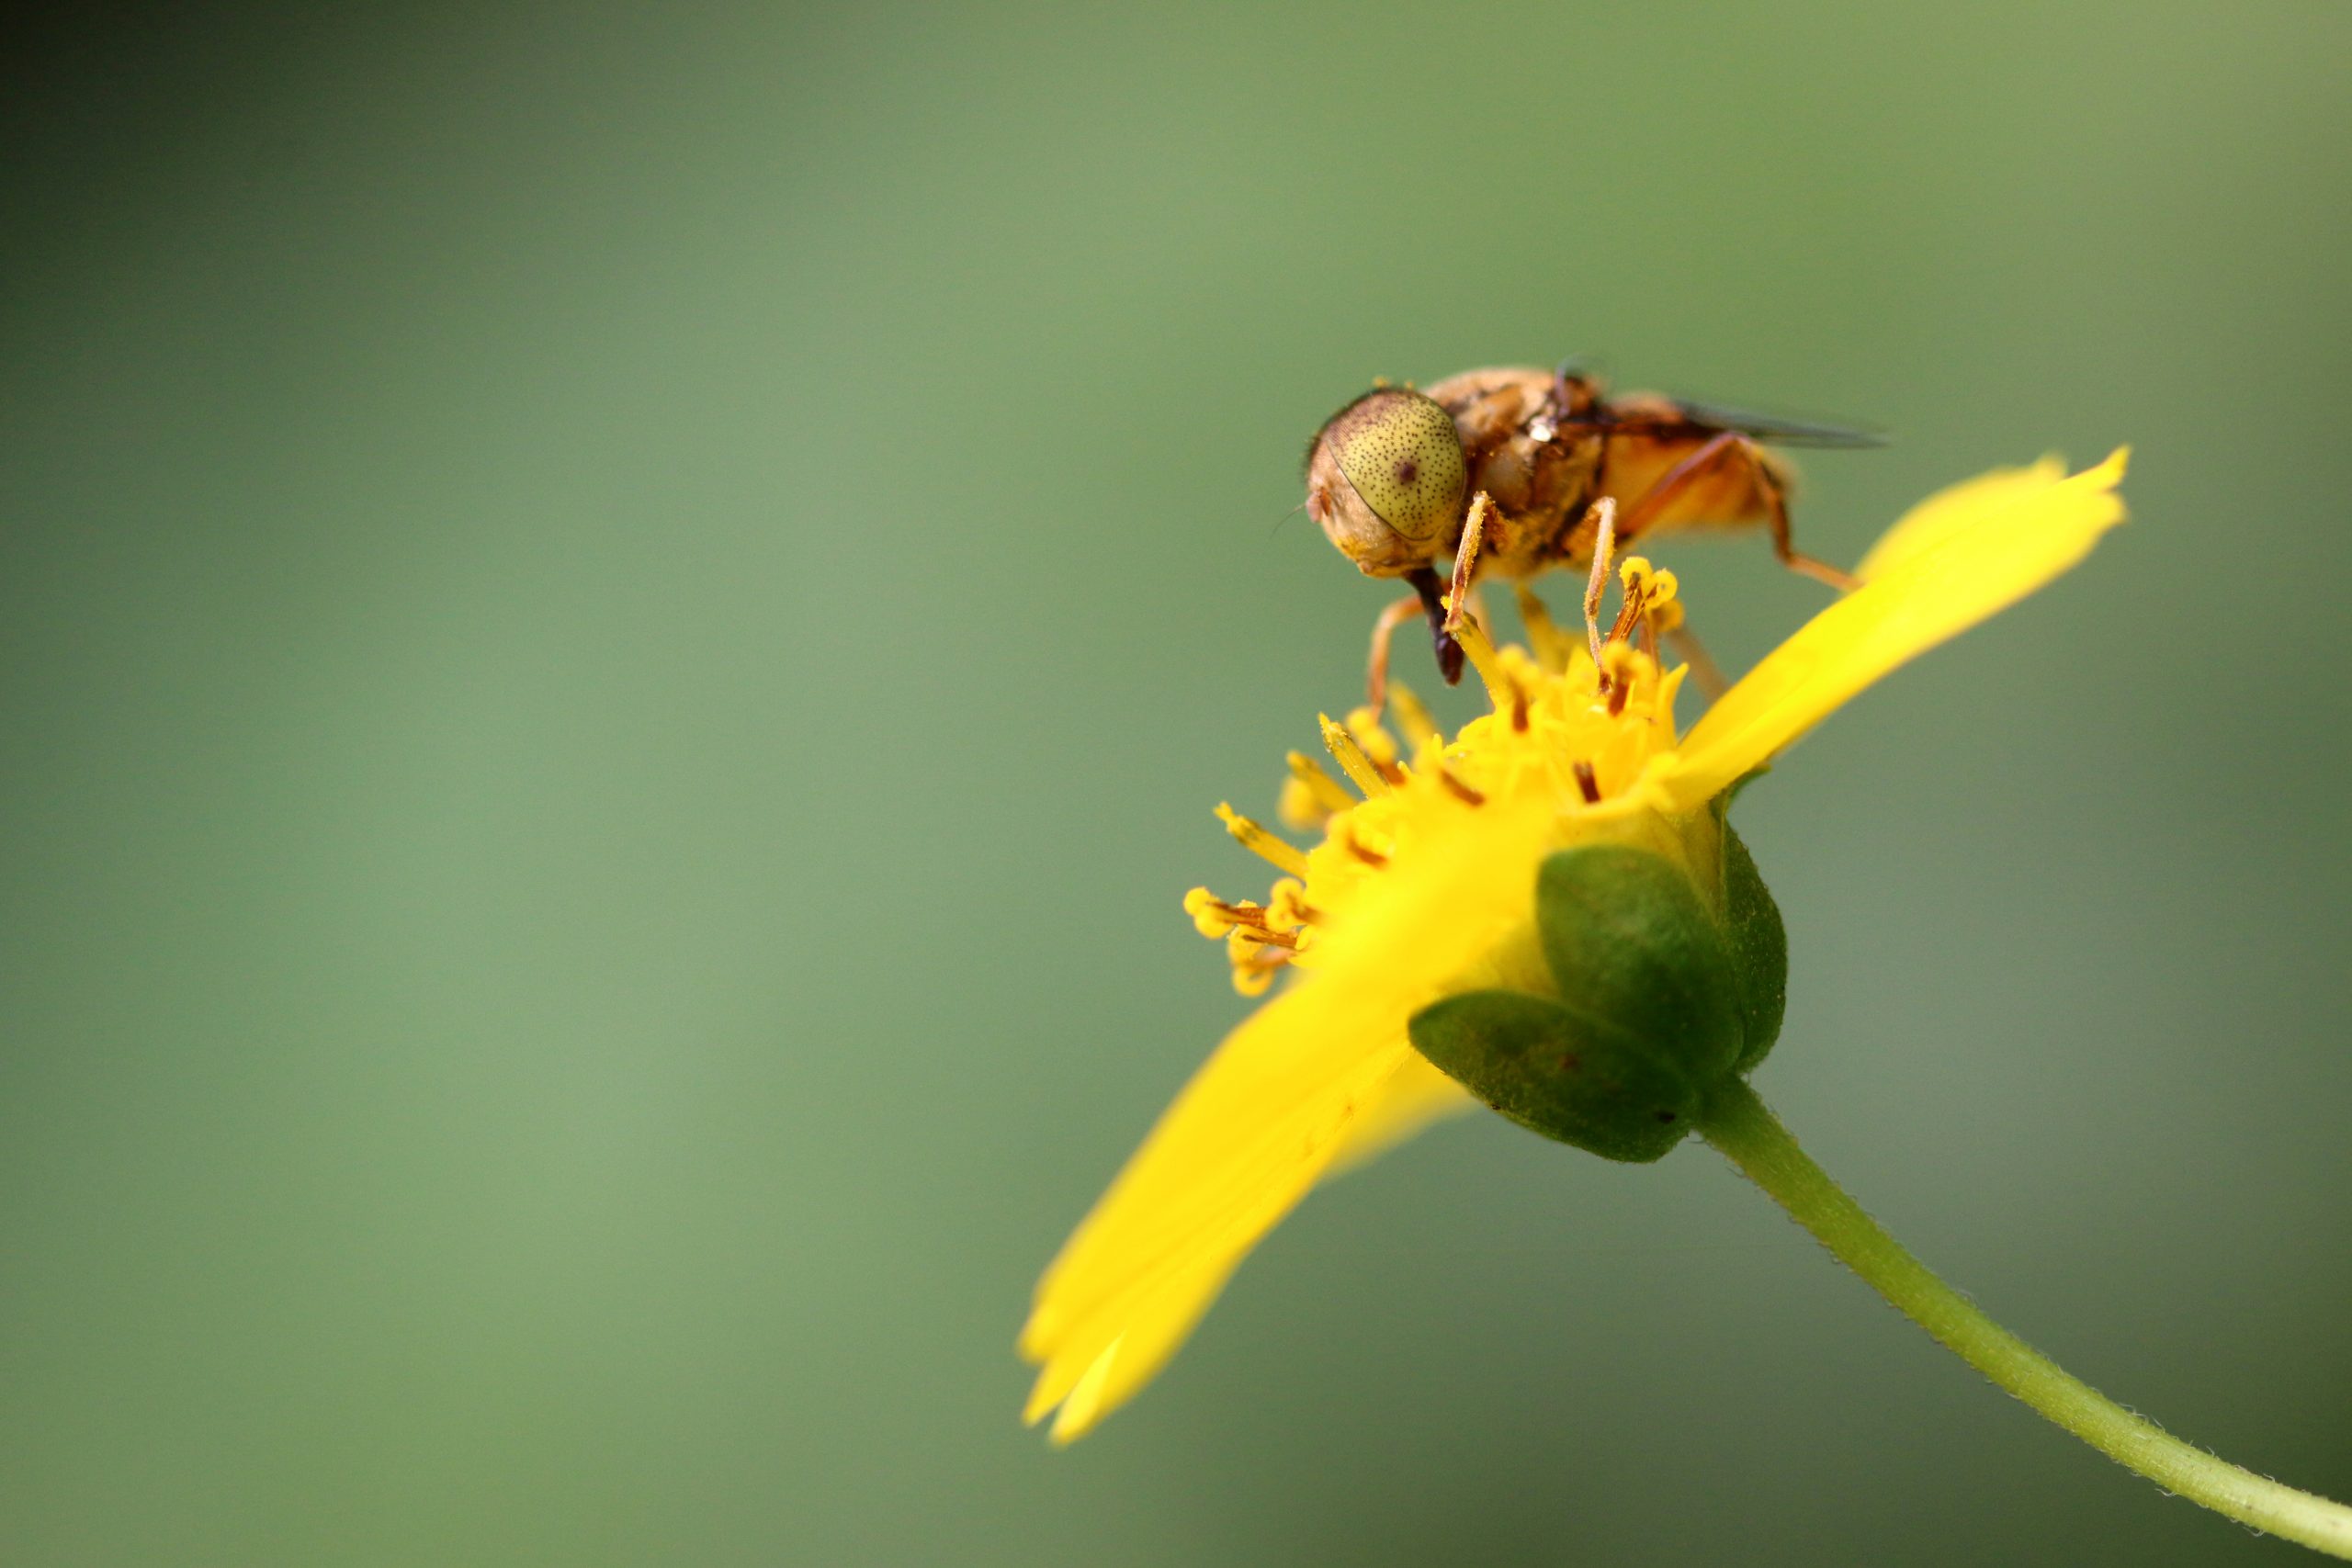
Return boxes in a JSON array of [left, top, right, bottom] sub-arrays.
[[1697, 1076, 2352, 1558]]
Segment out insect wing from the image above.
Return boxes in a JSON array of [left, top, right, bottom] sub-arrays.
[[1664, 398, 1887, 448]]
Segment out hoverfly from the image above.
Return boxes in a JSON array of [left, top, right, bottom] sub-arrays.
[[1303, 362, 1878, 705]]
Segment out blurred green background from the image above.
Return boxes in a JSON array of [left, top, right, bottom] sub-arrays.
[[4, 2, 2347, 1562]]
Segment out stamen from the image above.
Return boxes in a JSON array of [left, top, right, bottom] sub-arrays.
[[1613, 559, 1681, 663], [1340, 707, 1408, 783], [1182, 886, 1272, 939], [1606, 587, 1648, 648], [1317, 714, 1393, 797], [1342, 827, 1389, 867], [1514, 583, 1572, 673], [1443, 604, 1514, 713], [1436, 765, 1487, 806], [1600, 643, 1643, 717], [1215, 803, 1310, 878], [1386, 683, 1440, 749], [1284, 750, 1356, 815], [1278, 777, 1330, 832], [1572, 760, 1601, 804], [1268, 880, 1320, 927], [1229, 954, 1285, 998]]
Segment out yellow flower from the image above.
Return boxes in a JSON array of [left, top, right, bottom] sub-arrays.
[[1020, 451, 2130, 1443]]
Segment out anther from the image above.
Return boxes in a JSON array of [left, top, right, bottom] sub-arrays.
[[1318, 714, 1393, 798], [1437, 765, 1487, 806], [1342, 827, 1389, 868], [1268, 880, 1320, 928], [1572, 760, 1601, 804], [1605, 589, 1647, 648], [1599, 642, 1643, 715], [1231, 924, 1300, 953], [1215, 803, 1311, 878], [1183, 886, 1273, 938]]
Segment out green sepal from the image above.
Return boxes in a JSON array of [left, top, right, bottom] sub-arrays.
[[1717, 821, 1787, 1072], [1408, 989, 1694, 1163], [1404, 822, 1791, 1164], [1534, 847, 1744, 1085]]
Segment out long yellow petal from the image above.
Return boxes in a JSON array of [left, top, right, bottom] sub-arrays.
[[1022, 793, 1555, 1440], [1662, 450, 2127, 808], [1852, 456, 2070, 581]]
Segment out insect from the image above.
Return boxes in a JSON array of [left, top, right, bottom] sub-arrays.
[[1303, 362, 1878, 705]]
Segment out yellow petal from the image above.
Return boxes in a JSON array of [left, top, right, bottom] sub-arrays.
[[1664, 449, 2127, 808], [1018, 1006, 1419, 1441], [1022, 793, 1555, 1439], [1852, 456, 2068, 581]]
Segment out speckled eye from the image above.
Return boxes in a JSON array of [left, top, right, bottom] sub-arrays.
[[1322, 389, 1468, 542]]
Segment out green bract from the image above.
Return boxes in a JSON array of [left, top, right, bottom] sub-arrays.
[[1408, 814, 1786, 1162]]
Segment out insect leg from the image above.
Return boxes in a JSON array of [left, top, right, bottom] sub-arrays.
[[1757, 467, 1860, 591], [1615, 431, 1858, 592], [1581, 497, 1617, 669], [1443, 492, 1496, 634], [1364, 591, 1429, 714]]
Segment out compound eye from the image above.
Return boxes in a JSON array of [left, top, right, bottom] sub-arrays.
[[1324, 389, 1468, 542]]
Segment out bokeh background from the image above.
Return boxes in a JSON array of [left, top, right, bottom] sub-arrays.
[[4, 2, 2348, 1562]]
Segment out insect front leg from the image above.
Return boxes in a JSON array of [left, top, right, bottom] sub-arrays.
[[1365, 590, 1430, 715], [1443, 492, 1498, 635]]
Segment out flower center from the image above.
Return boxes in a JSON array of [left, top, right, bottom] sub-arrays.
[[1187, 559, 1693, 996]]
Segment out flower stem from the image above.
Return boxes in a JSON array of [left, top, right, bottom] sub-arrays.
[[1696, 1076, 2352, 1558]]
